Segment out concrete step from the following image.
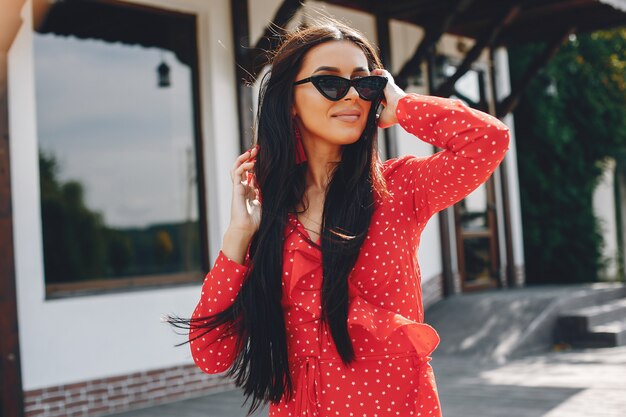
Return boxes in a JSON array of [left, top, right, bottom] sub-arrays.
[[557, 298, 626, 336], [425, 283, 626, 363], [570, 319, 626, 348], [557, 286, 626, 311]]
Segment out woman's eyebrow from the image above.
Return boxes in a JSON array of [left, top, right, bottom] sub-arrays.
[[312, 66, 369, 73]]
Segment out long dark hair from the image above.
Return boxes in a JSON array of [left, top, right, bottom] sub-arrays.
[[167, 19, 390, 416]]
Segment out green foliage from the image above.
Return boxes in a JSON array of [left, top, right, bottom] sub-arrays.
[[509, 27, 626, 284]]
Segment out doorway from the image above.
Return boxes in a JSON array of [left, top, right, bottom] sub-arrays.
[[441, 58, 501, 292]]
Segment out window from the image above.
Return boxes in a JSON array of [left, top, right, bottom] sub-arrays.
[[33, 0, 208, 298]]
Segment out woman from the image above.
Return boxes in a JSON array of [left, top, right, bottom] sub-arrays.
[[167, 19, 510, 417]]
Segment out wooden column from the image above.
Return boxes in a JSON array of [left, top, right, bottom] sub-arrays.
[[426, 45, 455, 297], [0, 2, 26, 415], [488, 46, 516, 288], [231, 0, 254, 153], [375, 14, 397, 159]]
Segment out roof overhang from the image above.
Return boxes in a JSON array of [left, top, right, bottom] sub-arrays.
[[322, 0, 626, 46]]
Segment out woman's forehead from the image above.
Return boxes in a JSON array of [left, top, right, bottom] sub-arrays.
[[299, 41, 369, 75]]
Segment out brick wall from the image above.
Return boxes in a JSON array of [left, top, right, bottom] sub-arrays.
[[24, 364, 235, 417], [423, 274, 444, 310], [21, 274, 449, 417]]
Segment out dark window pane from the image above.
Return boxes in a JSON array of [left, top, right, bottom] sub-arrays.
[[34, 1, 203, 295], [463, 237, 492, 284], [459, 183, 489, 231]]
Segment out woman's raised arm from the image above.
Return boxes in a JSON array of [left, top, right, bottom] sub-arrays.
[[395, 93, 510, 222]]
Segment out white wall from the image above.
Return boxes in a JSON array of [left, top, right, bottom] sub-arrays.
[[593, 157, 619, 280], [9, 0, 241, 390]]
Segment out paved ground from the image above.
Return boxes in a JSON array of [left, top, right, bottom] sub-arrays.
[[432, 346, 626, 417], [107, 345, 626, 417]]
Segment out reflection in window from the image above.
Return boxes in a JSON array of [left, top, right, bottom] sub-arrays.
[[34, 1, 204, 296]]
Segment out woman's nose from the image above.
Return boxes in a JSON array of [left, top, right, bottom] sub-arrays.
[[343, 85, 359, 100]]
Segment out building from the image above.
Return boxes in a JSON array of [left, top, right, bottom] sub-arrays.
[[1, 0, 624, 416]]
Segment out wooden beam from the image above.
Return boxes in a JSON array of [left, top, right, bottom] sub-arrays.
[[434, 2, 520, 98], [0, 49, 26, 417], [395, 0, 477, 90], [231, 0, 302, 152], [249, 0, 303, 80], [450, 89, 478, 108], [375, 14, 398, 159], [497, 27, 574, 118], [231, 0, 254, 152]]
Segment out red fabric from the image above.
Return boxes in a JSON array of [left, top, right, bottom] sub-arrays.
[[190, 93, 510, 416]]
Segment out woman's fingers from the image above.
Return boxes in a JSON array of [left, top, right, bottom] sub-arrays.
[[235, 161, 255, 185], [233, 146, 257, 166], [231, 147, 258, 182], [371, 68, 406, 128], [228, 147, 261, 235]]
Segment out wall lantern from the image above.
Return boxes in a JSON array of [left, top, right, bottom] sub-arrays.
[[157, 60, 170, 88]]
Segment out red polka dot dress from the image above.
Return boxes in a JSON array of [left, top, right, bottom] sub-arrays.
[[190, 93, 510, 416]]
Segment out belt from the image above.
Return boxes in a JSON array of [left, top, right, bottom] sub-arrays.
[[292, 352, 432, 416]]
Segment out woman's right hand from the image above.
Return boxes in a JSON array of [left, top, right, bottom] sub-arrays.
[[228, 146, 261, 237]]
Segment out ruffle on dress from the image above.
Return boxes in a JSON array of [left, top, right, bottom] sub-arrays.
[[347, 295, 440, 357], [284, 213, 440, 358]]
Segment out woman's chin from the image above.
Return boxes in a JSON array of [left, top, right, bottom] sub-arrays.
[[333, 135, 362, 145], [332, 127, 366, 144]]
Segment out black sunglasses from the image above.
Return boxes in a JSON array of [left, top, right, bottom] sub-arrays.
[[293, 75, 387, 101]]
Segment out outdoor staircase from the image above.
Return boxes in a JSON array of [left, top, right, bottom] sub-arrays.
[[555, 289, 626, 348], [425, 283, 626, 364]]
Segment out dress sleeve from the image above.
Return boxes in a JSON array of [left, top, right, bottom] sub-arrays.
[[395, 93, 510, 222], [189, 250, 249, 374]]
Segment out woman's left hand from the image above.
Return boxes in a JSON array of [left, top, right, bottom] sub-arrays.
[[371, 68, 407, 129]]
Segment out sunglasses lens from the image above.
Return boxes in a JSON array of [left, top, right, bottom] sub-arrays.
[[356, 77, 386, 100], [315, 76, 349, 100], [309, 76, 386, 101]]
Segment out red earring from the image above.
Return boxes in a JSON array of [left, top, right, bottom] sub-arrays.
[[294, 123, 307, 164]]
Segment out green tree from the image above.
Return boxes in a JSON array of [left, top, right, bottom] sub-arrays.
[[509, 27, 626, 284]]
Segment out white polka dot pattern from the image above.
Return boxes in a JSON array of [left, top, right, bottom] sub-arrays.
[[394, 94, 510, 223], [189, 93, 510, 416], [188, 250, 249, 374]]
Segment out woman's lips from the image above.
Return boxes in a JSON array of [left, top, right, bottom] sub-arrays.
[[334, 115, 360, 122], [332, 112, 361, 123]]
